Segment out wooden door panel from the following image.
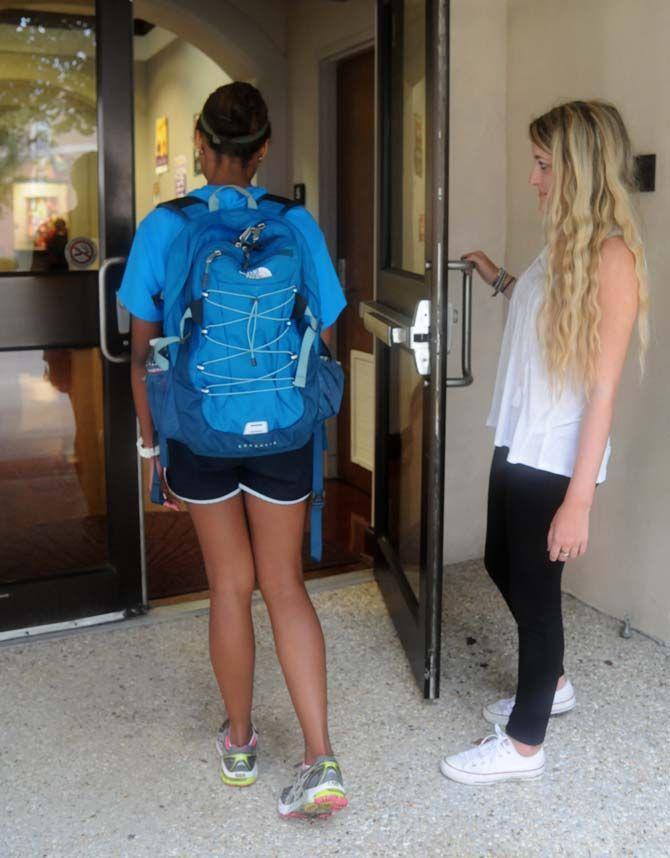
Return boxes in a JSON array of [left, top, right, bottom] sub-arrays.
[[336, 48, 375, 494]]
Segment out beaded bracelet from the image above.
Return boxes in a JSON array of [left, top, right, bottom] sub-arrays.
[[491, 267, 508, 296], [491, 268, 515, 296]]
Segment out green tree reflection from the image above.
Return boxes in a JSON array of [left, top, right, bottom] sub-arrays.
[[0, 11, 96, 212]]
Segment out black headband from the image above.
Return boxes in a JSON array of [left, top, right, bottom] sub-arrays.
[[199, 112, 269, 146]]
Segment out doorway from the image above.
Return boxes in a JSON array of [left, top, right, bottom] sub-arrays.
[[133, 32, 376, 603]]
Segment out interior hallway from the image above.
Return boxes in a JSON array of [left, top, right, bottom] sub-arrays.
[[2, 561, 668, 858]]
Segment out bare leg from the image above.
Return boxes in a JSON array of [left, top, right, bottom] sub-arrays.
[[188, 494, 256, 747], [244, 493, 332, 764]]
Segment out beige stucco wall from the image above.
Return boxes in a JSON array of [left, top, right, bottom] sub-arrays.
[[134, 40, 231, 221], [135, 0, 289, 196], [443, 0, 508, 563], [135, 0, 375, 220], [506, 0, 670, 642], [286, 0, 375, 222]]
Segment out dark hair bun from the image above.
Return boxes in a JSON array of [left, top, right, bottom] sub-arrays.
[[197, 82, 271, 165]]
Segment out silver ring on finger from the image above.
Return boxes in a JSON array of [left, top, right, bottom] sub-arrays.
[[558, 550, 570, 559]]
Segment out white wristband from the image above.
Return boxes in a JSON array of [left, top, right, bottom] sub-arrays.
[[137, 437, 160, 459]]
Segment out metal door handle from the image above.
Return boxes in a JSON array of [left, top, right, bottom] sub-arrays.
[[359, 299, 430, 375], [360, 258, 473, 382], [99, 256, 130, 364], [360, 301, 409, 346], [446, 260, 473, 387]]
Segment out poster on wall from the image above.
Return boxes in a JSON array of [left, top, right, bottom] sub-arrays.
[[155, 116, 169, 174], [174, 155, 187, 198], [193, 113, 203, 176], [152, 181, 161, 207]]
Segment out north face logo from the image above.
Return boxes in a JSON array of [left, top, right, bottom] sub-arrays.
[[242, 266, 273, 279]]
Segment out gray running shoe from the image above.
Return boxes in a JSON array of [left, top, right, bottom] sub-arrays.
[[278, 756, 348, 819], [215, 720, 258, 787]]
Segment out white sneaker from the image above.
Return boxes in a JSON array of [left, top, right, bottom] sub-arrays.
[[483, 679, 576, 727], [439, 724, 545, 785]]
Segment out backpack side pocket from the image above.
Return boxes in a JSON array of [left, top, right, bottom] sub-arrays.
[[316, 355, 345, 422], [145, 363, 181, 443]]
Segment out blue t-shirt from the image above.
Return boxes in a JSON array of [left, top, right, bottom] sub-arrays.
[[118, 185, 346, 328]]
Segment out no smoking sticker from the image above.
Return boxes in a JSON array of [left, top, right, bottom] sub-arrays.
[[65, 236, 98, 269]]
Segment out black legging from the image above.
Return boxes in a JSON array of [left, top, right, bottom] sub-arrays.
[[485, 446, 570, 745]]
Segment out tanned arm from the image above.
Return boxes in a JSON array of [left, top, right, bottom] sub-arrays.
[[130, 316, 162, 446], [547, 237, 640, 562]]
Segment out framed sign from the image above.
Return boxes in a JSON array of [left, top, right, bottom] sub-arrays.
[[174, 154, 187, 197], [155, 116, 168, 174]]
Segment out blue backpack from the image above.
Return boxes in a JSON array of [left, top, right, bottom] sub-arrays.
[[145, 185, 344, 561]]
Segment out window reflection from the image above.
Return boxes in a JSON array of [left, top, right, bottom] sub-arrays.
[[0, 349, 107, 582], [387, 347, 424, 601], [0, 8, 99, 273], [389, 0, 426, 276]]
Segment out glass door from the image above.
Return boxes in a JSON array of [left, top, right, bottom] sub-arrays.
[[362, 0, 460, 698], [0, 1, 142, 636]]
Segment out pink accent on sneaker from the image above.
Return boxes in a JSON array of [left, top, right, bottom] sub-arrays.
[[224, 735, 232, 751], [280, 795, 348, 821], [315, 794, 348, 811]]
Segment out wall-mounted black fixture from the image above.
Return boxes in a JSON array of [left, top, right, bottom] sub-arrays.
[[635, 154, 656, 193], [134, 19, 156, 36], [293, 183, 306, 205]]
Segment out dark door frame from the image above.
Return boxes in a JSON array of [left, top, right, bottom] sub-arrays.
[[371, 0, 449, 698], [96, 0, 144, 615]]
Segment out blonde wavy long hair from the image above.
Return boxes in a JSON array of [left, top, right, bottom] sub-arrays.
[[529, 100, 649, 391]]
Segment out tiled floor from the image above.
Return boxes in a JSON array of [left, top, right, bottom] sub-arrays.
[[2, 561, 668, 857]]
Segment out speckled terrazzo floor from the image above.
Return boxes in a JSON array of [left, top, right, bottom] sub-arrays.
[[2, 561, 668, 858]]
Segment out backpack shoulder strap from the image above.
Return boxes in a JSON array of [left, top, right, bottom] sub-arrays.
[[258, 193, 300, 216], [157, 196, 208, 219]]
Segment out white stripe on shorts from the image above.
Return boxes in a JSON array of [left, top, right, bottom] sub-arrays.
[[239, 483, 312, 506], [164, 471, 242, 505]]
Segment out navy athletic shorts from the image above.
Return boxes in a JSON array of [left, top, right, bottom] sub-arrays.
[[165, 438, 313, 505]]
